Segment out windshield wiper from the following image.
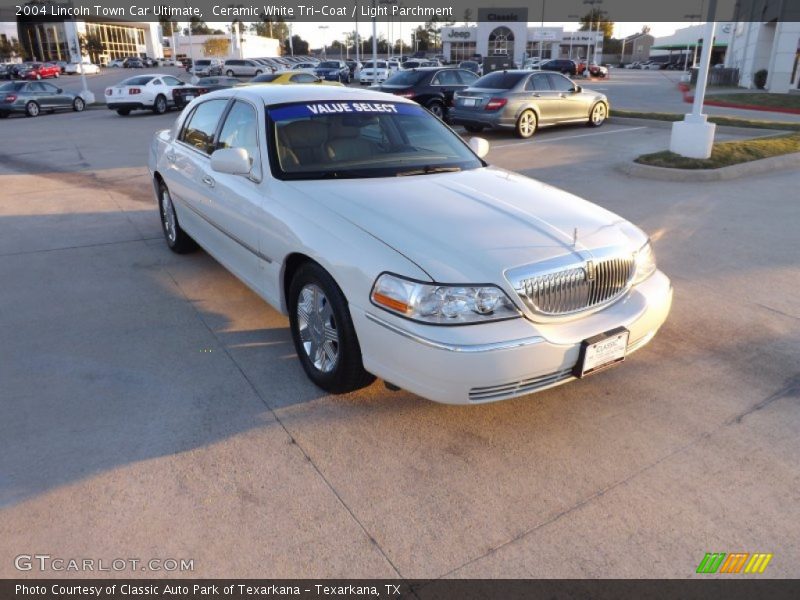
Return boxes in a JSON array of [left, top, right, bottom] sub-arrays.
[[396, 165, 462, 177]]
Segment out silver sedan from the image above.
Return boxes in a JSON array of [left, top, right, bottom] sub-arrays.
[[451, 70, 609, 139]]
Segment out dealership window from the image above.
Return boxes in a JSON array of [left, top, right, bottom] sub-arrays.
[[85, 23, 148, 60], [489, 27, 514, 57], [450, 42, 476, 62], [526, 42, 552, 60]]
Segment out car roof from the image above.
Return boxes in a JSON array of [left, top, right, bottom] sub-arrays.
[[202, 84, 418, 106]]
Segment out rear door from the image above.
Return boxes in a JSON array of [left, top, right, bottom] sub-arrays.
[[430, 69, 462, 109], [525, 72, 558, 123]]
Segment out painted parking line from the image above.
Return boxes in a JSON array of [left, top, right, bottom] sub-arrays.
[[490, 126, 649, 149]]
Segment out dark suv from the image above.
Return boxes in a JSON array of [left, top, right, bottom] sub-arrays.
[[373, 67, 480, 120], [539, 59, 578, 75]]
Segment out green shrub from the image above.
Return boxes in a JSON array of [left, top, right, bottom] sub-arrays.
[[754, 69, 768, 89]]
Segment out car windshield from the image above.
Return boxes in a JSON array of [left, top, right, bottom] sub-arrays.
[[365, 62, 387, 68], [384, 71, 425, 86], [472, 71, 526, 89], [195, 60, 211, 65], [268, 101, 482, 180], [319, 62, 340, 69], [121, 76, 154, 86]]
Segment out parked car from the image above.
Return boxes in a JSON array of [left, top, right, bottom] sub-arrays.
[[0, 81, 86, 117], [250, 71, 342, 86], [108, 59, 126, 68], [172, 76, 242, 108], [53, 61, 69, 74], [160, 59, 179, 67], [148, 85, 671, 404], [374, 67, 479, 119], [104, 74, 186, 115], [400, 59, 431, 70], [191, 59, 223, 77], [539, 59, 578, 75], [291, 61, 319, 72], [359, 60, 391, 85], [223, 59, 265, 78], [588, 63, 608, 78], [459, 60, 482, 75], [314, 60, 351, 83], [451, 70, 608, 139], [0, 63, 13, 79], [22, 63, 61, 80], [65, 62, 100, 75], [123, 58, 144, 69], [141, 56, 158, 67]]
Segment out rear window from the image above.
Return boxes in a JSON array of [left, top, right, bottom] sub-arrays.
[[365, 62, 388, 68], [384, 71, 425, 86], [472, 71, 526, 89], [121, 76, 154, 86], [252, 74, 280, 82], [195, 60, 211, 66], [0, 82, 26, 91], [319, 62, 340, 69]]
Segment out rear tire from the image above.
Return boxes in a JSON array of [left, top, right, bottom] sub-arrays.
[[226, 69, 234, 77], [515, 109, 537, 139], [25, 101, 40, 117], [116, 108, 130, 116], [158, 180, 196, 254], [152, 94, 167, 114], [288, 263, 374, 394], [72, 97, 85, 112]]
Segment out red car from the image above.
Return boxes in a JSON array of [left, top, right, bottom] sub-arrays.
[[23, 63, 61, 80]]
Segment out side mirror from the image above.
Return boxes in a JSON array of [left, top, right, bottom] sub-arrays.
[[573, 85, 582, 93], [57, 88, 63, 93], [468, 137, 490, 159], [210, 147, 251, 175]]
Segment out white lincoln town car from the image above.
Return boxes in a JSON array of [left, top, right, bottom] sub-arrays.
[[148, 86, 672, 404]]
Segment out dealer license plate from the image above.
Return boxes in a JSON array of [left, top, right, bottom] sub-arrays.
[[185, 95, 195, 101], [574, 327, 629, 378], [462, 98, 477, 106]]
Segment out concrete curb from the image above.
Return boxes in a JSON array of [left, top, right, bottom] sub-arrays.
[[610, 116, 794, 136], [618, 151, 800, 181]]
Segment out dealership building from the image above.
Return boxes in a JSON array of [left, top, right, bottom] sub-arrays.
[[440, 7, 603, 65]]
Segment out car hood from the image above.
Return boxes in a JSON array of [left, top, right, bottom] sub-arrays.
[[287, 167, 646, 283]]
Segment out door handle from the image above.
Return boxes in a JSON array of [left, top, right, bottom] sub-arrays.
[[202, 176, 215, 188]]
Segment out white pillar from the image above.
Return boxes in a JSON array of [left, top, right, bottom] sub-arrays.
[[669, 10, 718, 159]]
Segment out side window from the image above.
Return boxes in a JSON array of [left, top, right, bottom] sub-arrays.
[[162, 76, 181, 86], [179, 99, 228, 155], [526, 74, 551, 91], [457, 70, 478, 85], [28, 82, 47, 92], [547, 74, 575, 92], [41, 82, 58, 92], [291, 73, 317, 83], [152, 79, 162, 86], [216, 100, 260, 176], [432, 70, 460, 85]]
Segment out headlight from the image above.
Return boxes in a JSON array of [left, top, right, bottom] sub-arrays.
[[370, 273, 519, 324], [632, 241, 657, 285]]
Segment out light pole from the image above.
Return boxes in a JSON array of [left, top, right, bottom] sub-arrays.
[[568, 14, 580, 60], [319, 25, 329, 58], [669, 0, 718, 158], [371, 0, 378, 66], [583, 0, 603, 76], [354, 1, 360, 65]]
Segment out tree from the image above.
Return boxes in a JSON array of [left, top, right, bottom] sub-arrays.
[[0, 37, 16, 61], [579, 9, 614, 40], [641, 25, 651, 35], [425, 17, 442, 52], [158, 15, 176, 37], [252, 17, 289, 42], [283, 35, 309, 56], [189, 17, 212, 35], [463, 8, 473, 26], [202, 38, 230, 57], [78, 33, 103, 63], [412, 25, 431, 52]]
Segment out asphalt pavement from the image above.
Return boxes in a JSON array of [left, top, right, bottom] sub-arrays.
[[0, 89, 798, 579]]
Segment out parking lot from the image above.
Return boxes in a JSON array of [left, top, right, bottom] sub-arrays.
[[1, 73, 799, 579]]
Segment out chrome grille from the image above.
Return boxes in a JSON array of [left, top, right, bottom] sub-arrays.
[[469, 368, 574, 403], [516, 256, 635, 316]]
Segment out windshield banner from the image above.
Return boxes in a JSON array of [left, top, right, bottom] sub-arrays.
[[270, 102, 422, 121]]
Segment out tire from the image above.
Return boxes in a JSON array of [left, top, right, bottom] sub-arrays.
[[72, 97, 85, 112], [25, 101, 40, 117], [288, 262, 374, 394], [515, 109, 537, 139], [588, 101, 608, 127], [152, 95, 167, 114], [226, 69, 234, 77], [157, 181, 196, 254], [0, 113, 8, 118], [255, 70, 262, 76], [464, 124, 484, 133], [426, 100, 445, 119], [116, 108, 130, 116]]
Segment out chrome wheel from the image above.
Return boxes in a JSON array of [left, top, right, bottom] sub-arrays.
[[427, 102, 444, 118], [25, 102, 39, 117], [161, 188, 177, 243], [296, 284, 339, 373], [591, 102, 607, 126], [516, 110, 536, 138]]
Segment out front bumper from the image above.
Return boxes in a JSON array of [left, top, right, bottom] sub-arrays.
[[352, 270, 672, 404]]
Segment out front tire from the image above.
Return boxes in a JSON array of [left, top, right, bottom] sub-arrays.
[[158, 181, 196, 254], [116, 108, 130, 116], [288, 263, 374, 394], [226, 69, 234, 77], [426, 100, 444, 119], [515, 109, 537, 139], [588, 101, 607, 127], [25, 101, 40, 117], [152, 94, 167, 114], [72, 97, 85, 112]]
